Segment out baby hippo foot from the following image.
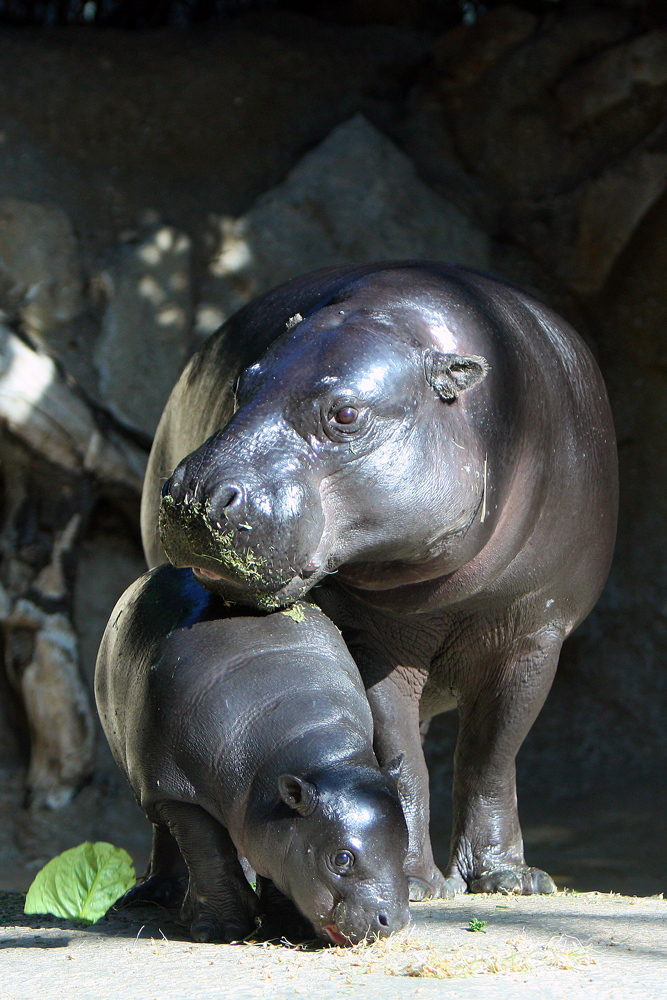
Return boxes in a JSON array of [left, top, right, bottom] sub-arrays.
[[119, 872, 188, 910], [406, 863, 448, 901], [469, 866, 556, 895], [181, 883, 260, 943]]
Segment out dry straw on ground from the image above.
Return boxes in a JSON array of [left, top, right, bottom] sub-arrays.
[[241, 928, 593, 981]]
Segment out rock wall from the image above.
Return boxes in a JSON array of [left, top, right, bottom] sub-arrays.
[[0, 5, 665, 831]]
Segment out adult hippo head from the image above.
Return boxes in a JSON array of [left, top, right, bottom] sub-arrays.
[[156, 267, 489, 609]]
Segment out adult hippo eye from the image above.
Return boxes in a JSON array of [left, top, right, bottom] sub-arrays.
[[333, 406, 359, 426], [322, 401, 368, 441], [332, 850, 355, 873]]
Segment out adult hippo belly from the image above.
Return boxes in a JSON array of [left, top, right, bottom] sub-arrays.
[[142, 262, 618, 900]]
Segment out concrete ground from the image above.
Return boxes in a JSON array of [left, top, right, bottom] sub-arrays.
[[2, 764, 666, 999], [1, 889, 665, 1000]]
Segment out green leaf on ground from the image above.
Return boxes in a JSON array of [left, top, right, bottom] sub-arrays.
[[467, 918, 488, 933], [24, 841, 136, 924]]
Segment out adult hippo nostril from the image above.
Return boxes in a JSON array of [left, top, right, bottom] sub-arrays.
[[207, 483, 246, 525], [162, 465, 188, 503], [154, 434, 328, 608]]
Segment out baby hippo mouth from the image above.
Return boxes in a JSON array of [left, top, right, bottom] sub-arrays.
[[323, 923, 351, 947], [319, 897, 408, 947]]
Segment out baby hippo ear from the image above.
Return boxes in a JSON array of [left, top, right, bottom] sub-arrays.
[[278, 774, 319, 816], [424, 349, 489, 402]]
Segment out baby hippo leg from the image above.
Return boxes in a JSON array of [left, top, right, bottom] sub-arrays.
[[155, 800, 260, 942], [121, 822, 189, 908]]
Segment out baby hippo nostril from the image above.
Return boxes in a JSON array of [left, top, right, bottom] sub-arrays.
[[377, 913, 388, 927]]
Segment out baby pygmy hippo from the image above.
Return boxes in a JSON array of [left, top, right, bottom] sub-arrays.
[[95, 564, 410, 944]]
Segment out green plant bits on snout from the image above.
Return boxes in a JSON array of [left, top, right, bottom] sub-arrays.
[[24, 841, 136, 924], [280, 602, 307, 623]]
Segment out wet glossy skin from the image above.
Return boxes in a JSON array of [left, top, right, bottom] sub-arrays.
[[158, 313, 492, 610], [95, 565, 409, 943], [141, 262, 618, 900]]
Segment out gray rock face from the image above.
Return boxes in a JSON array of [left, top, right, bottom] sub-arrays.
[[198, 115, 490, 327], [556, 29, 667, 130], [0, 198, 83, 336], [95, 224, 193, 437], [411, 10, 667, 294], [0, 4, 664, 840]]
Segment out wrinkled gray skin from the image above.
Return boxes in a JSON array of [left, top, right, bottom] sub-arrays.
[[142, 262, 618, 900], [95, 564, 409, 944]]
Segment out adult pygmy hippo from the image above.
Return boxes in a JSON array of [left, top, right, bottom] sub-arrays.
[[95, 564, 409, 944], [142, 262, 618, 900]]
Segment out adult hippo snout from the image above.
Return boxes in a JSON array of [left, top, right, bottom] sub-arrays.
[[159, 426, 325, 607]]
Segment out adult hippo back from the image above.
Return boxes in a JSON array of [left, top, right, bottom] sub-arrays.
[[142, 262, 618, 899]]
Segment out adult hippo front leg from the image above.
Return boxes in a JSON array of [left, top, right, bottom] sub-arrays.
[[444, 628, 562, 896], [357, 652, 446, 902]]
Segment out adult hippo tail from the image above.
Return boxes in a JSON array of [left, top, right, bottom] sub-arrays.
[[141, 262, 618, 900], [95, 564, 409, 944]]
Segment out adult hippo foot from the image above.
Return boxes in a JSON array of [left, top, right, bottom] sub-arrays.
[[469, 866, 556, 895], [407, 866, 448, 901]]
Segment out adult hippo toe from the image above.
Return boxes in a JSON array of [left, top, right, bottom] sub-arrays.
[[142, 262, 618, 900], [95, 565, 409, 944]]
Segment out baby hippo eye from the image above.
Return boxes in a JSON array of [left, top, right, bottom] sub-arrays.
[[333, 406, 358, 425], [333, 850, 355, 873]]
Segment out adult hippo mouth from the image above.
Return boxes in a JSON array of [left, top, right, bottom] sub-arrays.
[[158, 485, 327, 609]]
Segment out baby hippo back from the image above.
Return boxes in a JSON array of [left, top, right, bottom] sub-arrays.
[[98, 567, 373, 821]]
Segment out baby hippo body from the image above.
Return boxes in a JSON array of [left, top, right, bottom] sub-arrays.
[[95, 564, 409, 944]]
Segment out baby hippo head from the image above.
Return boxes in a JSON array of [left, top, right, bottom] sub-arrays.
[[266, 763, 410, 945]]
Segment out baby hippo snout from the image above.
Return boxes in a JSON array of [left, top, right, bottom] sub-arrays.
[[330, 894, 410, 945]]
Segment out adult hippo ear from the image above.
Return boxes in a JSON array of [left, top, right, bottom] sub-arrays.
[[424, 350, 490, 402], [278, 774, 319, 816], [382, 753, 404, 789]]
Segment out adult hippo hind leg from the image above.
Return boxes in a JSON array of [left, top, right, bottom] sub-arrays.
[[443, 627, 562, 897], [154, 800, 260, 942]]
